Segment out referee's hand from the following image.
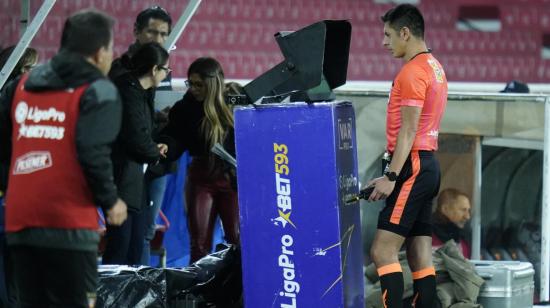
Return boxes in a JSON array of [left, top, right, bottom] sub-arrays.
[[366, 176, 396, 202]]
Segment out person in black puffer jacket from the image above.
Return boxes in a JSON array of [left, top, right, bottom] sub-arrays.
[[102, 42, 169, 265]]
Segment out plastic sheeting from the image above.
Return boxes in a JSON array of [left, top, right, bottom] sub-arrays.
[[97, 266, 168, 307], [97, 244, 242, 308]]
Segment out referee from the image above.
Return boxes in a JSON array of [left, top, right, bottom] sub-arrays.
[[365, 4, 448, 308]]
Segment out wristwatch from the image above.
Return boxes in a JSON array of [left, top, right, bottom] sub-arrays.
[[384, 171, 398, 181]]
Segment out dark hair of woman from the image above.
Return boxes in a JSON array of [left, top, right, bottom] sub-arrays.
[[0, 46, 39, 82], [129, 42, 169, 79], [225, 81, 244, 96]]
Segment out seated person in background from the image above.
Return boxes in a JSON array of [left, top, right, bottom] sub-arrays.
[[432, 188, 471, 258]]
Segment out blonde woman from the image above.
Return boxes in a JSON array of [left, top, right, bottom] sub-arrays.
[[160, 57, 239, 263]]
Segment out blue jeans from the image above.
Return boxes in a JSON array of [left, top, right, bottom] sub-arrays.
[[141, 175, 168, 265]]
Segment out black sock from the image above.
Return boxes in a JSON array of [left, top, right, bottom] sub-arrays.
[[412, 267, 436, 308], [378, 263, 404, 308]]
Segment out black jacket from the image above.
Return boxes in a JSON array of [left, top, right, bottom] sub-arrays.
[[432, 212, 469, 244], [433, 220, 469, 246], [112, 72, 160, 212], [0, 50, 122, 251], [109, 45, 136, 81], [159, 92, 236, 161]]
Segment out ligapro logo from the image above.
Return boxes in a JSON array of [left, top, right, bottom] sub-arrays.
[[14, 101, 66, 140], [14, 101, 29, 124], [13, 151, 52, 175]]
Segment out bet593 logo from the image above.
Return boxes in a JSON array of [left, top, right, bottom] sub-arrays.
[[272, 143, 296, 229]]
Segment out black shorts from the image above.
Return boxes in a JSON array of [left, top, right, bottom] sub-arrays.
[[377, 150, 440, 237]]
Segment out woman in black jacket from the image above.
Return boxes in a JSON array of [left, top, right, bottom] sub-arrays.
[[103, 42, 169, 265], [160, 57, 239, 263]]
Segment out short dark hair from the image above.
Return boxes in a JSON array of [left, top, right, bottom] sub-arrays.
[[381, 4, 425, 39], [135, 6, 172, 33], [188, 57, 224, 80], [130, 42, 169, 78], [60, 9, 113, 57]]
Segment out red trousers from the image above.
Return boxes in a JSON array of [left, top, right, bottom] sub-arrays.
[[185, 159, 239, 263]]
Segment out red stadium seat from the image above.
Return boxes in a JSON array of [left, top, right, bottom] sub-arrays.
[[3, 0, 548, 83]]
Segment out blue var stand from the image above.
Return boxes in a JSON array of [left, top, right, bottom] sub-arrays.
[[235, 101, 364, 308]]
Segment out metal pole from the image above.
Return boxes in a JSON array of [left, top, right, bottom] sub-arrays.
[[0, 0, 56, 90], [20, 0, 31, 36], [541, 96, 550, 301], [471, 136, 482, 260], [163, 0, 202, 52]]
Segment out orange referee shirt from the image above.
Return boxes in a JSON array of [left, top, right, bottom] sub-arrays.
[[386, 53, 448, 153]]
